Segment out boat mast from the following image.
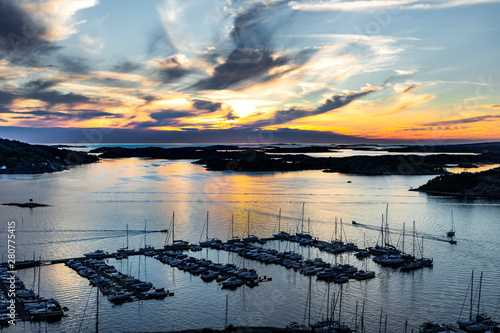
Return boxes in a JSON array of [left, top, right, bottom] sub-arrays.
[[126, 224, 129, 250], [172, 211, 175, 244], [247, 211, 250, 238], [470, 270, 474, 320], [326, 281, 330, 323], [144, 222, 147, 247], [96, 268, 100, 333], [278, 208, 281, 232], [340, 218, 343, 243], [225, 294, 228, 328], [206, 211, 209, 241], [301, 202, 305, 234], [477, 271, 483, 316], [380, 214, 384, 247], [338, 284, 343, 324], [412, 221, 416, 258], [402, 222, 405, 254], [385, 204, 389, 246], [231, 213, 234, 239]]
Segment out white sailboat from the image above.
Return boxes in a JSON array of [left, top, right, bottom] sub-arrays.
[[447, 210, 456, 237], [199, 212, 221, 247], [163, 212, 190, 250], [117, 224, 135, 254]]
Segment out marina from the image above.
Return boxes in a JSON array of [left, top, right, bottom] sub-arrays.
[[1, 157, 499, 332]]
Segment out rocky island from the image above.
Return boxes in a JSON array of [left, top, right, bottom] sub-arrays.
[[0, 138, 99, 174], [414, 167, 500, 198], [92, 143, 500, 176]]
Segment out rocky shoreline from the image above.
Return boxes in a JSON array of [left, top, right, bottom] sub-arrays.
[[0, 138, 98, 174], [92, 144, 500, 176], [415, 167, 500, 198]]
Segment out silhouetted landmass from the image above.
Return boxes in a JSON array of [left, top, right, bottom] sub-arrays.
[[0, 138, 99, 174], [415, 167, 500, 198], [2, 202, 49, 207], [91, 144, 500, 175], [387, 142, 500, 154]]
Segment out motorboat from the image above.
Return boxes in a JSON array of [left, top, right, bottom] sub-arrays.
[[84, 249, 106, 258], [200, 270, 218, 281], [221, 277, 243, 288], [107, 290, 132, 303], [145, 288, 170, 299]]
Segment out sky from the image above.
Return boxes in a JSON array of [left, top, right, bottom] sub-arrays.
[[0, 0, 499, 144]]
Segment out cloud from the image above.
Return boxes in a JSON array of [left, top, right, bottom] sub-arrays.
[[149, 54, 193, 83], [0, 108, 122, 120], [24, 90, 91, 106], [241, 86, 380, 129], [112, 61, 142, 73], [0, 90, 17, 105], [194, 48, 290, 90], [0, 0, 58, 61], [290, 0, 500, 11], [25, 79, 60, 91], [422, 115, 500, 126], [21, 0, 99, 41], [192, 100, 222, 112]]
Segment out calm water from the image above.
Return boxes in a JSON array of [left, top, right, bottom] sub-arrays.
[[1, 156, 499, 332]]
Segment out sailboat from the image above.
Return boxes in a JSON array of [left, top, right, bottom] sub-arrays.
[[457, 271, 500, 332], [139, 222, 155, 254], [273, 208, 290, 240], [26, 264, 65, 322], [117, 224, 136, 254], [227, 213, 241, 244], [243, 211, 259, 243], [163, 212, 190, 250], [295, 202, 312, 240], [447, 210, 456, 237], [199, 212, 221, 247]]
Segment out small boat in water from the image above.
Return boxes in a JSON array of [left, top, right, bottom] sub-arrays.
[[107, 290, 132, 303], [221, 277, 243, 288], [145, 288, 171, 299], [84, 249, 106, 258], [447, 210, 456, 237]]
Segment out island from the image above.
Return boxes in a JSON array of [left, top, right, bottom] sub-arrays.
[[413, 167, 500, 198], [2, 199, 50, 208], [91, 144, 500, 175], [0, 138, 99, 174]]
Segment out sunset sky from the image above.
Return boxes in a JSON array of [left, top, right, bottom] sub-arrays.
[[1, 0, 499, 144]]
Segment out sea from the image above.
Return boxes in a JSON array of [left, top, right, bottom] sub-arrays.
[[1, 144, 499, 332]]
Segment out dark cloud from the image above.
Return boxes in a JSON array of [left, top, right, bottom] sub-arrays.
[[0, 0, 60, 66], [0, 90, 17, 105], [242, 87, 379, 129], [154, 56, 191, 83], [56, 55, 90, 74], [194, 48, 289, 90], [25, 79, 60, 91], [422, 115, 500, 127], [79, 78, 139, 89], [192, 100, 222, 112], [0, 110, 123, 120], [0, 108, 122, 120], [316, 89, 376, 113], [225, 110, 239, 120], [25, 91, 91, 106], [150, 109, 192, 120], [193, 1, 312, 91], [112, 61, 141, 73], [402, 85, 417, 93]]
